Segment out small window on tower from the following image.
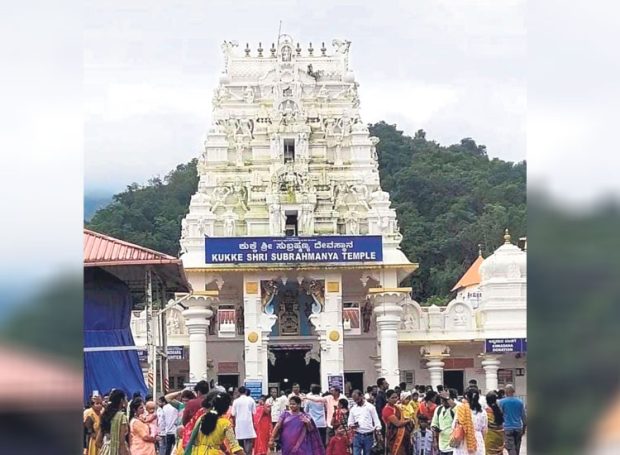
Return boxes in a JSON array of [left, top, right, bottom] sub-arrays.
[[285, 212, 298, 236], [283, 139, 295, 163]]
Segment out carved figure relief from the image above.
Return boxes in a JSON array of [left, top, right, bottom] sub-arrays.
[[400, 305, 418, 331], [261, 280, 279, 314], [223, 210, 236, 236], [362, 300, 373, 333], [236, 306, 244, 335], [208, 309, 217, 336], [281, 45, 292, 62], [302, 280, 325, 313], [243, 86, 254, 104], [278, 289, 300, 335]]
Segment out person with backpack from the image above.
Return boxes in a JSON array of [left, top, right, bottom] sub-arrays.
[[430, 389, 458, 455]]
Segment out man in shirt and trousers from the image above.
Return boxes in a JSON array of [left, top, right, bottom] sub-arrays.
[[499, 384, 527, 455], [266, 387, 287, 451], [158, 396, 179, 455], [232, 386, 257, 454], [374, 377, 389, 437], [348, 389, 383, 455], [431, 388, 458, 455]]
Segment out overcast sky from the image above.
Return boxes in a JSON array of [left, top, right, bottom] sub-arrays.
[[84, 0, 527, 195]]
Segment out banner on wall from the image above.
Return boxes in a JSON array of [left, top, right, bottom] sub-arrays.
[[205, 235, 383, 264]]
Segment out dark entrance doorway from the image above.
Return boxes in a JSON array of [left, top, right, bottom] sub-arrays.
[[217, 374, 239, 391], [344, 372, 364, 395], [268, 347, 320, 393], [443, 370, 465, 395]]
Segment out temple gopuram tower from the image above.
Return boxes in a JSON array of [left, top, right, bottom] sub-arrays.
[[179, 36, 417, 393]]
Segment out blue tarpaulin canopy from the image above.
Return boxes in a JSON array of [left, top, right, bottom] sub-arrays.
[[83, 268, 147, 402]]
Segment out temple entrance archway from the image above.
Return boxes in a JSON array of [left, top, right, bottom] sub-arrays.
[[268, 345, 320, 393]]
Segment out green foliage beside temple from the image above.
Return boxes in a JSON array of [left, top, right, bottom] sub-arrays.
[[86, 122, 526, 303]]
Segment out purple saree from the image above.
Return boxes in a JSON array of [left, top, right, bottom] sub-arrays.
[[278, 411, 325, 455]]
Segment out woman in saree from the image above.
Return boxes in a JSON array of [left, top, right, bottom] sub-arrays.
[[484, 392, 504, 455], [183, 392, 245, 455], [253, 395, 272, 455], [269, 395, 325, 455], [451, 391, 478, 455], [84, 395, 104, 455], [96, 389, 130, 455], [128, 399, 157, 455], [381, 389, 413, 455]]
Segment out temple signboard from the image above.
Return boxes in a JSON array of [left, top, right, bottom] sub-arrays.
[[205, 235, 383, 264]]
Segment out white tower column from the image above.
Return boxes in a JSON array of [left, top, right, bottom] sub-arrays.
[[182, 295, 215, 383], [426, 358, 445, 389], [421, 344, 450, 389], [243, 276, 277, 394], [369, 287, 409, 387], [481, 355, 501, 392], [308, 273, 344, 391]]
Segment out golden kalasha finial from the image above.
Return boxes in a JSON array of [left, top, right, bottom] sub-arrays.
[[504, 228, 511, 244], [308, 42, 314, 56], [257, 42, 263, 57], [321, 42, 327, 56], [295, 42, 302, 56], [244, 43, 250, 57], [270, 43, 276, 57], [478, 244, 483, 257]]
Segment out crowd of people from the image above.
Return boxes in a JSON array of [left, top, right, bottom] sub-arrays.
[[83, 378, 526, 455]]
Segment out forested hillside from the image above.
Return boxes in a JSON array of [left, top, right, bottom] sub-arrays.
[[87, 122, 526, 303]]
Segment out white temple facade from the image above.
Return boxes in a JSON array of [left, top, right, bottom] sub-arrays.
[[131, 37, 527, 399]]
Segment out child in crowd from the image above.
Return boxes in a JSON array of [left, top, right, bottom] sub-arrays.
[[326, 425, 350, 455], [413, 415, 435, 455], [141, 400, 159, 440]]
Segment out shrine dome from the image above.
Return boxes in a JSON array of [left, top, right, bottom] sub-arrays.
[[479, 230, 527, 282]]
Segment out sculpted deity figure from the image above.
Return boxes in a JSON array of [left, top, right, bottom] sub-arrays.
[[270, 133, 281, 160], [350, 183, 371, 210], [300, 205, 314, 235], [297, 132, 309, 161], [243, 86, 254, 104], [362, 300, 373, 333], [281, 45, 292, 62], [236, 306, 244, 335], [452, 305, 467, 327], [208, 310, 217, 335], [346, 210, 360, 235], [400, 305, 417, 331], [269, 204, 282, 235], [223, 211, 236, 236], [332, 39, 351, 54]]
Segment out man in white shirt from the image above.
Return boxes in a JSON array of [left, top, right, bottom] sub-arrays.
[[266, 387, 287, 426], [287, 383, 306, 405], [232, 386, 257, 454], [158, 396, 179, 455], [348, 389, 383, 455]]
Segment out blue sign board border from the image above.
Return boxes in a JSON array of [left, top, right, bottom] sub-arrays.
[[205, 235, 383, 265]]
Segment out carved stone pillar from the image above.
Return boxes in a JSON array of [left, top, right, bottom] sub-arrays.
[[244, 276, 277, 393], [481, 355, 501, 393], [182, 295, 216, 383], [421, 344, 450, 389], [307, 273, 344, 391], [369, 288, 409, 387]]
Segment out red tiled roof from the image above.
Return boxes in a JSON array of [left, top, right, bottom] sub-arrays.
[[84, 229, 180, 267], [451, 254, 484, 292]]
